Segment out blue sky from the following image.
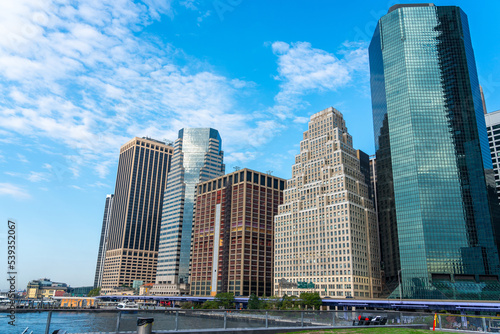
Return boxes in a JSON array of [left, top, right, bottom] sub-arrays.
[[1, 0, 499, 290]]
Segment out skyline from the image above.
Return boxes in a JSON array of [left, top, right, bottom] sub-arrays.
[[1, 0, 500, 290]]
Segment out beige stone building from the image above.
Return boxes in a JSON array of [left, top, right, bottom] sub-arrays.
[[274, 107, 381, 298], [100, 137, 173, 294]]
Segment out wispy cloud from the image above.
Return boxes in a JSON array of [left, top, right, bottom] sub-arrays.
[[0, 0, 276, 181], [17, 154, 29, 164], [0, 183, 31, 199], [270, 41, 368, 119]]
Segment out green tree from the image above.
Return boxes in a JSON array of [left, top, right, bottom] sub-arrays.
[[215, 292, 235, 309], [281, 295, 299, 310], [300, 292, 322, 310], [87, 288, 101, 297], [265, 296, 282, 310], [201, 300, 219, 309], [248, 294, 261, 309]]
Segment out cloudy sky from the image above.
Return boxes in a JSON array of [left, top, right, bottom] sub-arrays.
[[1, 0, 499, 290]]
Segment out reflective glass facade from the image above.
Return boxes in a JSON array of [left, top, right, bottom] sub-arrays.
[[156, 128, 225, 286], [370, 4, 500, 299], [94, 194, 114, 288]]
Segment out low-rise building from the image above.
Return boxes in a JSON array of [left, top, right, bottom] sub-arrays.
[[27, 278, 68, 299]]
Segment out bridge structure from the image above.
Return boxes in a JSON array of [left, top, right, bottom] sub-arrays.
[[96, 295, 500, 313]]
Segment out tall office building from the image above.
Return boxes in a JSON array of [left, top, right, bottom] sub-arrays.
[[153, 128, 224, 295], [100, 137, 173, 294], [485, 110, 500, 203], [190, 169, 284, 297], [485, 110, 500, 258], [94, 194, 114, 289], [274, 107, 381, 298], [370, 4, 500, 299]]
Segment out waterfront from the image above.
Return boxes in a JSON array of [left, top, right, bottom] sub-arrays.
[[0, 310, 316, 334]]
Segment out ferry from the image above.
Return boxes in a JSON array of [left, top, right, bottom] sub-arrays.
[[116, 301, 139, 312]]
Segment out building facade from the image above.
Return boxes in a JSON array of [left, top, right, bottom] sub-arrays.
[[485, 110, 500, 204], [370, 4, 500, 299], [27, 278, 68, 299], [153, 128, 224, 295], [94, 194, 114, 289], [190, 169, 285, 297], [274, 107, 381, 298], [100, 137, 172, 294]]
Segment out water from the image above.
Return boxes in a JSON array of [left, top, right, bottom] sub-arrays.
[[0, 310, 290, 334]]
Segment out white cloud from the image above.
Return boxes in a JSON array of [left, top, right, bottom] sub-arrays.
[[0, 0, 276, 179], [270, 41, 368, 119], [225, 151, 259, 165], [0, 183, 31, 199], [27, 171, 50, 182], [17, 153, 29, 163]]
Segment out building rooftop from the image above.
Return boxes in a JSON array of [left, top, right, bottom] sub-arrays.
[[388, 3, 434, 14]]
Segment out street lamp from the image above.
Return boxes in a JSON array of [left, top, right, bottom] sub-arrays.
[[397, 269, 404, 302]]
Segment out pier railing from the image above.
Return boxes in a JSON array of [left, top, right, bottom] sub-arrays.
[[24, 308, 500, 333], [38, 309, 434, 333]]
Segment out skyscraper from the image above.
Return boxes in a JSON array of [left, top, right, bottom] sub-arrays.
[[94, 194, 114, 289], [274, 107, 381, 298], [100, 137, 173, 294], [485, 110, 500, 203], [190, 169, 284, 297], [153, 128, 224, 296], [370, 4, 500, 299]]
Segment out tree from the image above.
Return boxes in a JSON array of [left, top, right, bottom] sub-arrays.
[[265, 296, 282, 310], [281, 295, 299, 310], [300, 292, 322, 310], [248, 294, 261, 309], [88, 288, 101, 297], [215, 292, 235, 309], [201, 300, 219, 309]]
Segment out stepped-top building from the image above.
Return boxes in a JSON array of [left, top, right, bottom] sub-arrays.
[[274, 107, 381, 298]]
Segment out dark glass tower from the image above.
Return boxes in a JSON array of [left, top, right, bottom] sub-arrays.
[[370, 4, 500, 299]]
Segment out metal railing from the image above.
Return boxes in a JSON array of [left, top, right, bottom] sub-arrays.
[[38, 309, 431, 333]]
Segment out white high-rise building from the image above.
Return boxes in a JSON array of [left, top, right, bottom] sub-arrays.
[[274, 107, 381, 298]]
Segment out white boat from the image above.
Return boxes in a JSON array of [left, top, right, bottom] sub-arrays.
[[116, 302, 139, 311]]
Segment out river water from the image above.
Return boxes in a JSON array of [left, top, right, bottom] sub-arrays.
[[0, 310, 321, 334]]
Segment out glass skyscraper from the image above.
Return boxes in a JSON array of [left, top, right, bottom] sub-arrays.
[[154, 128, 224, 295], [94, 194, 114, 289], [370, 4, 500, 299]]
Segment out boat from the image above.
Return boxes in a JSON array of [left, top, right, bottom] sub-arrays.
[[116, 301, 139, 313]]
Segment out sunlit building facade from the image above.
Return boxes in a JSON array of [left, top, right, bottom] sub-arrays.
[[190, 169, 284, 297], [274, 107, 381, 298], [101, 137, 172, 294]]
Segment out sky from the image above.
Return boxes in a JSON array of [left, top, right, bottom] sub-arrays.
[[1, 0, 500, 291]]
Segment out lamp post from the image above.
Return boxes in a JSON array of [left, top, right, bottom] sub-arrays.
[[398, 269, 402, 302]]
